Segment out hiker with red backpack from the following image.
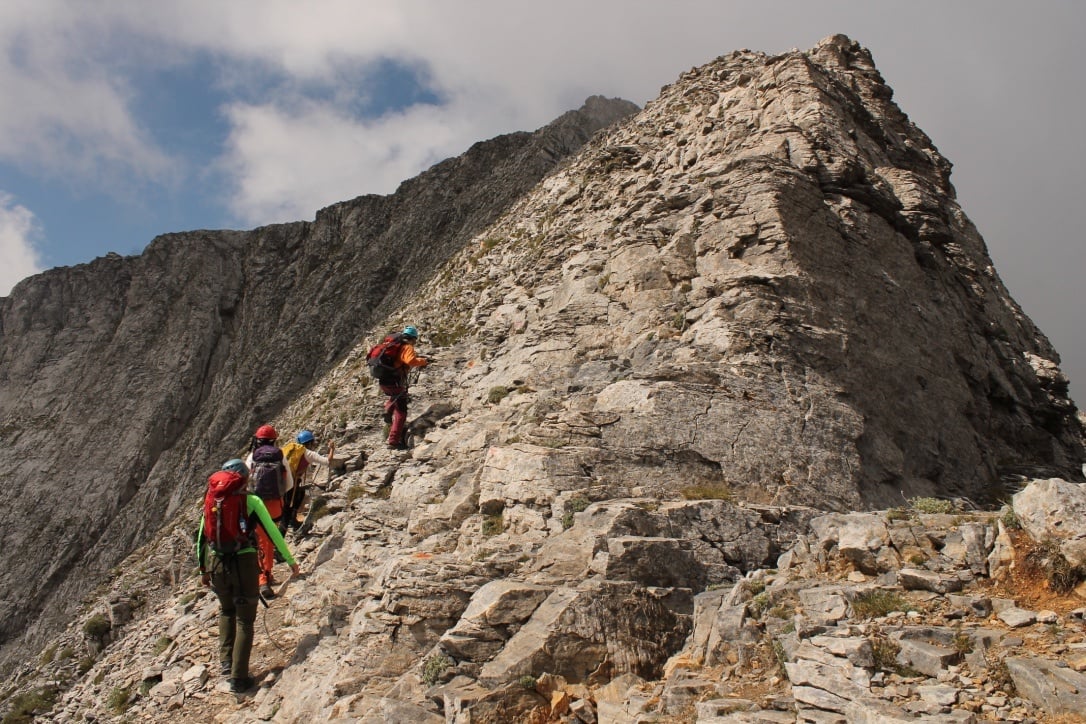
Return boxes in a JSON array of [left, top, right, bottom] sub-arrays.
[[243, 424, 294, 598], [196, 459, 300, 693], [280, 429, 340, 531], [366, 325, 429, 449]]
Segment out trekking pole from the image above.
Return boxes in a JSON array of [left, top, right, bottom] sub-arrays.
[[327, 441, 336, 488]]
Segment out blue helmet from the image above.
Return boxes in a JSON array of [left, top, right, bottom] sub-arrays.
[[297, 430, 315, 444], [402, 325, 419, 340], [222, 459, 249, 478]]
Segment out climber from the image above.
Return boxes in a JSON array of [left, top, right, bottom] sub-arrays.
[[244, 424, 294, 598], [196, 459, 300, 693], [370, 325, 429, 449], [280, 429, 340, 531]]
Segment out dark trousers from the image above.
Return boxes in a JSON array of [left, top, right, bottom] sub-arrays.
[[283, 485, 307, 528], [208, 549, 260, 679]]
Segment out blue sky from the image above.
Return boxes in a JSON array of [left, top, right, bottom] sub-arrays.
[[1, 1, 1083, 406]]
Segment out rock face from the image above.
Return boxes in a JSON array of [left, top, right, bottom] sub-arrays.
[[0, 96, 639, 671], [2, 33, 1085, 724], [413, 33, 1082, 513]]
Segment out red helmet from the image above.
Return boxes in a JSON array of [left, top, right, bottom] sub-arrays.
[[255, 424, 278, 440]]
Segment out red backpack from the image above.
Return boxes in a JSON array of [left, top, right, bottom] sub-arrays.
[[203, 470, 253, 555], [366, 334, 405, 381]]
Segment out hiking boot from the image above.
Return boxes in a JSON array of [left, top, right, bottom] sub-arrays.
[[229, 676, 255, 693], [383, 408, 393, 424], [260, 584, 276, 600], [220, 660, 232, 677], [388, 441, 408, 450]]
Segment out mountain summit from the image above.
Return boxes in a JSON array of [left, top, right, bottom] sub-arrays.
[[1, 34, 1083, 722]]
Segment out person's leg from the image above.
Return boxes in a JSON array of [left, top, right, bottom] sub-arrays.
[[211, 557, 235, 674], [257, 498, 283, 592], [289, 486, 307, 527], [231, 553, 261, 685], [388, 390, 408, 446]]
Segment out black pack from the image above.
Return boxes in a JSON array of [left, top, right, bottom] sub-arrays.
[[366, 334, 405, 382], [251, 445, 284, 499]]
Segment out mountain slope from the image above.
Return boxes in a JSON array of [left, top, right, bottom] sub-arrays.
[[0, 96, 638, 673]]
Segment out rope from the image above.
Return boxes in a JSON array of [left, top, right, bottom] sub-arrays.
[[260, 601, 290, 654]]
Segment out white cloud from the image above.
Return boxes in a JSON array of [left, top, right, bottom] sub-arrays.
[[0, 1, 176, 189], [0, 193, 44, 296], [220, 94, 520, 224]]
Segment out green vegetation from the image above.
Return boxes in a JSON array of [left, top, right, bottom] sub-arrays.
[[482, 513, 504, 537], [307, 498, 331, 523], [487, 386, 510, 404], [517, 675, 537, 690], [749, 592, 771, 618], [771, 638, 788, 673], [347, 484, 367, 504], [153, 636, 173, 655], [82, 614, 111, 639], [909, 497, 956, 514], [953, 631, 974, 655], [430, 323, 469, 347], [421, 653, 454, 685], [1, 686, 59, 724], [1000, 506, 1021, 530], [851, 590, 915, 619], [77, 656, 95, 675], [561, 496, 590, 530], [679, 483, 732, 501], [885, 507, 911, 522], [107, 686, 132, 714], [871, 636, 920, 677], [39, 644, 57, 665], [767, 604, 794, 620]]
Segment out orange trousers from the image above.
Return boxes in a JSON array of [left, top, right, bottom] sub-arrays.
[[255, 497, 283, 586]]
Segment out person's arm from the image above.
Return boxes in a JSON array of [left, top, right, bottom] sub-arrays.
[[303, 448, 332, 468], [401, 344, 428, 368], [247, 495, 300, 571], [195, 515, 209, 585]]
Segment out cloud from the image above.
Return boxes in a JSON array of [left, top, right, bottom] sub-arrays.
[[0, 193, 44, 296], [220, 93, 519, 224], [0, 1, 176, 191]]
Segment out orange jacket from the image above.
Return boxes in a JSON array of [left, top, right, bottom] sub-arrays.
[[399, 343, 428, 368]]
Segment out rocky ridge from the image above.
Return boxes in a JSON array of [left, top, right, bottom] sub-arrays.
[[3, 33, 1086, 724]]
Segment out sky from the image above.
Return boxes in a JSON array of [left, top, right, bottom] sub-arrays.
[[0, 1, 1082, 405]]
